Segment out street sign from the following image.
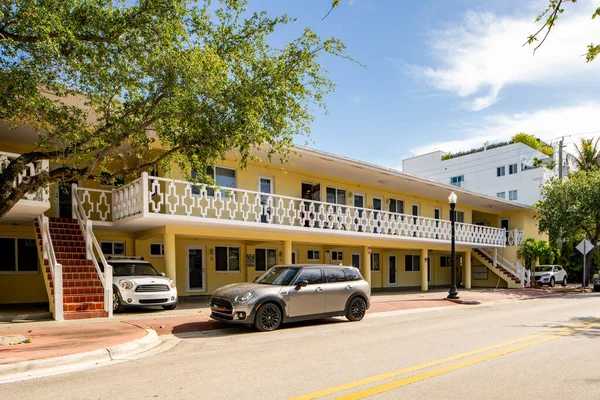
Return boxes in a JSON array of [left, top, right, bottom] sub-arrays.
[[576, 239, 593, 255]]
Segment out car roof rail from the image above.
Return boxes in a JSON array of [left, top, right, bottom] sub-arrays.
[[106, 255, 145, 261]]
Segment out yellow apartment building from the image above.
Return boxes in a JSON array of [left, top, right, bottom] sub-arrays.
[[1, 130, 543, 320]]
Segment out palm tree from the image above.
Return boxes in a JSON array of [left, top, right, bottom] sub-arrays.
[[573, 138, 600, 172], [517, 239, 557, 286]]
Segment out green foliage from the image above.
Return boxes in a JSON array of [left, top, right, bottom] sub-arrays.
[[441, 153, 451, 161], [536, 169, 600, 283], [517, 238, 557, 270], [573, 137, 600, 171], [0, 0, 351, 218], [512, 132, 554, 157], [527, 0, 599, 63]]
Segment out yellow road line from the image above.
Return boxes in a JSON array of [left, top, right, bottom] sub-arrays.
[[335, 320, 600, 400], [290, 319, 598, 400]]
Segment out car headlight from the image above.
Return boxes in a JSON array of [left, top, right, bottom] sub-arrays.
[[119, 280, 133, 290], [234, 291, 254, 304], [169, 279, 176, 289]]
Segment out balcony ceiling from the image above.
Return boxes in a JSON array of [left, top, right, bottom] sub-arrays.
[[248, 145, 535, 214]]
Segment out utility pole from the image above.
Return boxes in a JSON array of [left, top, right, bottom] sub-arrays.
[[558, 137, 564, 178]]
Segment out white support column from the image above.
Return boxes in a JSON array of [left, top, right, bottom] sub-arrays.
[[493, 248, 498, 269], [105, 264, 113, 318]]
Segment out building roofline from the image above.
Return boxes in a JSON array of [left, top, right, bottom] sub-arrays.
[[293, 144, 538, 211]]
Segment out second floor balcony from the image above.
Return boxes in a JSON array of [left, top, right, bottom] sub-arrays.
[[73, 173, 518, 248], [0, 151, 50, 223]]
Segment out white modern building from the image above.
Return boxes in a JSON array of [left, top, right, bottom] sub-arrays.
[[402, 142, 568, 207]]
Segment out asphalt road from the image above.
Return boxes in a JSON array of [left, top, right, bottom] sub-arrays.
[[2, 293, 600, 400]]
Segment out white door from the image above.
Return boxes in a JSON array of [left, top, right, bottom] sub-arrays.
[[258, 176, 274, 223], [187, 246, 206, 292]]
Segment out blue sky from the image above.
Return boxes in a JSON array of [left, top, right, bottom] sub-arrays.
[[246, 0, 600, 169]]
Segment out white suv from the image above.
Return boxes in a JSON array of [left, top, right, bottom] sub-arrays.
[[534, 265, 568, 287], [106, 257, 178, 313]]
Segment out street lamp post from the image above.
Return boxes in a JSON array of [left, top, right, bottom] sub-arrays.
[[448, 192, 460, 299]]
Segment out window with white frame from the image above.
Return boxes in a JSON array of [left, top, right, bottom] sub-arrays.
[[450, 175, 464, 187], [255, 248, 277, 272], [0, 238, 38, 272], [371, 253, 380, 271], [449, 210, 465, 223], [215, 246, 240, 272], [405, 254, 420, 272], [509, 190, 518, 201], [326, 187, 346, 206], [101, 241, 125, 256], [150, 243, 164, 257], [509, 163, 518, 174], [497, 192, 506, 199], [307, 250, 320, 261], [331, 251, 343, 262], [497, 166, 505, 177], [389, 198, 404, 214], [191, 166, 236, 196], [440, 255, 452, 268]]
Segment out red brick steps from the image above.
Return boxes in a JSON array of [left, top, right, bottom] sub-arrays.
[[474, 249, 521, 284], [36, 217, 107, 320]]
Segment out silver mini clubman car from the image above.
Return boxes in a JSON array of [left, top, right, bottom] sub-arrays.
[[210, 264, 370, 331]]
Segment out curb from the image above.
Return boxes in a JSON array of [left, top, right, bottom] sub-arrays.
[[0, 329, 160, 384], [446, 298, 482, 305]]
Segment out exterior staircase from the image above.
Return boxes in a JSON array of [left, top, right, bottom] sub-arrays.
[[473, 248, 528, 288], [35, 217, 107, 320]]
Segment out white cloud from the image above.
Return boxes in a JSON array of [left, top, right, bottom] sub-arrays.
[[412, 2, 600, 111], [409, 102, 600, 156], [351, 95, 364, 104]]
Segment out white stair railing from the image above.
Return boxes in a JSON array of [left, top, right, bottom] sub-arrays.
[[72, 184, 113, 317], [477, 248, 529, 286], [38, 215, 63, 321]]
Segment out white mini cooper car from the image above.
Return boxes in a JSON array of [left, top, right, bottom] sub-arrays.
[[105, 257, 178, 313], [534, 265, 568, 287]]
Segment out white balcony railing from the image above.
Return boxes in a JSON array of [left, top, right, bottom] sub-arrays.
[[74, 174, 508, 247], [507, 229, 525, 246], [0, 151, 49, 201]]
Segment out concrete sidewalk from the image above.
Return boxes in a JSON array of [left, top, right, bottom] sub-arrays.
[[0, 287, 575, 368]]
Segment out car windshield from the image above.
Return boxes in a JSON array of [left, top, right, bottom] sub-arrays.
[[535, 266, 553, 272], [111, 263, 160, 277], [255, 266, 300, 285]]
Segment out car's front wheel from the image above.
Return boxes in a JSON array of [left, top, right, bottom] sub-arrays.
[[346, 297, 367, 322], [549, 277, 555, 287], [254, 303, 282, 332], [113, 288, 125, 313], [562, 276, 568, 287]]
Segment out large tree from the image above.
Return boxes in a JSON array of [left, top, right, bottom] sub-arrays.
[[536, 169, 600, 285], [0, 0, 348, 219], [526, 0, 600, 62]]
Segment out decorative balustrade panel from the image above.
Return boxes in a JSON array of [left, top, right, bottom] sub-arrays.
[[507, 229, 525, 246], [0, 152, 49, 201], [75, 187, 113, 222], [142, 176, 506, 246]]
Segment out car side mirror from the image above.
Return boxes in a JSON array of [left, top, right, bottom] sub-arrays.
[[160, 272, 166, 277], [296, 280, 308, 289]]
